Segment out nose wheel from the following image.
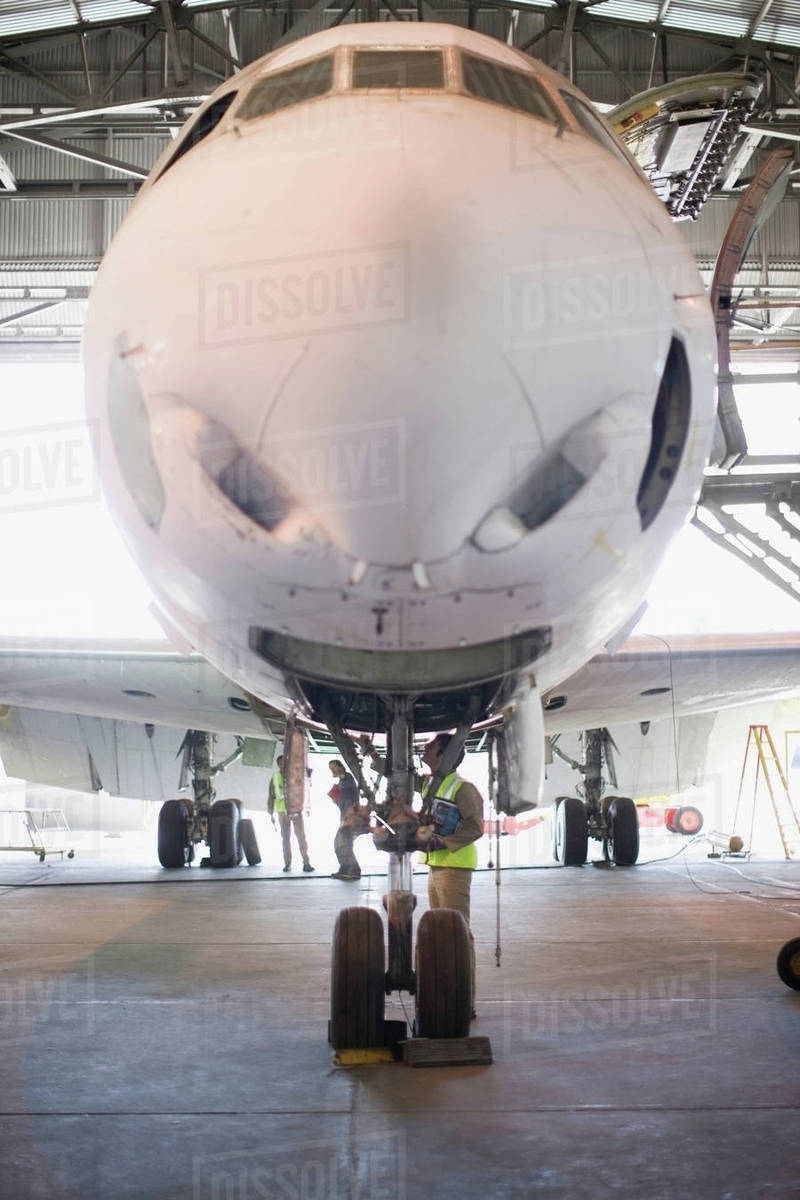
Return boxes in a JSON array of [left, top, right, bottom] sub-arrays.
[[415, 908, 472, 1039], [329, 906, 386, 1050]]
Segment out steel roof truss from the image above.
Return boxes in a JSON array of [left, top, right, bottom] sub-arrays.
[[2, 127, 149, 179]]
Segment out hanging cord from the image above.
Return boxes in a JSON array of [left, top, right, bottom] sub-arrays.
[[651, 635, 681, 794], [486, 732, 502, 968], [495, 813, 502, 968]]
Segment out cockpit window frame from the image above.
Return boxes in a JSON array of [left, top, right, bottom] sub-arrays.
[[234, 52, 336, 123], [348, 47, 449, 92], [152, 89, 238, 183], [457, 50, 562, 126], [558, 87, 642, 175]]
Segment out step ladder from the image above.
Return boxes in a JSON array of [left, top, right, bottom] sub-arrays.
[[733, 725, 800, 859]]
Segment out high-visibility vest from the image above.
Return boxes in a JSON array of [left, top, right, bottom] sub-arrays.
[[420, 773, 478, 870], [273, 770, 286, 814]]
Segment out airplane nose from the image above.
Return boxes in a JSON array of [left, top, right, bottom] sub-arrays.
[[89, 99, 692, 570], [232, 161, 675, 567]]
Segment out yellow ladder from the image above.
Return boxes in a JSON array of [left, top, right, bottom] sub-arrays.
[[734, 725, 800, 859]]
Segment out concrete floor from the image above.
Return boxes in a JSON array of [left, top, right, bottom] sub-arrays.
[[1, 852, 799, 1199]]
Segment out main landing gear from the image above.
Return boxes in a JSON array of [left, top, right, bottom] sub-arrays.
[[551, 728, 640, 866], [156, 730, 263, 869], [327, 696, 475, 1051]]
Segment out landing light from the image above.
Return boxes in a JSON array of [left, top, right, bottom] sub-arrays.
[[472, 505, 526, 553]]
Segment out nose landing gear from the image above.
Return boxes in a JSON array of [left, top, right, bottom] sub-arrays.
[[326, 695, 477, 1054]]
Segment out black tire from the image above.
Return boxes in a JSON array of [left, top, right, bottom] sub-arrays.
[[608, 796, 639, 865], [158, 799, 190, 868], [415, 908, 471, 1039], [554, 797, 588, 866], [551, 798, 566, 862], [239, 818, 261, 866], [675, 805, 704, 835], [777, 937, 800, 991], [330, 906, 385, 1049], [208, 799, 241, 867]]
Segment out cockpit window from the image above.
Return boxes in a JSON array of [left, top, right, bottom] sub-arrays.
[[462, 54, 558, 122], [156, 92, 237, 179], [559, 90, 637, 172], [352, 50, 445, 89], [237, 55, 334, 121]]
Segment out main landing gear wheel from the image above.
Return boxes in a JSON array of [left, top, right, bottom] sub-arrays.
[[239, 818, 261, 866], [330, 906, 385, 1050], [157, 799, 191, 868], [606, 796, 639, 865], [777, 937, 800, 991], [554, 797, 588, 866], [415, 908, 472, 1039], [208, 799, 242, 867]]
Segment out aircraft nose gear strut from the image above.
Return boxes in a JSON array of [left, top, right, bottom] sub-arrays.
[[327, 695, 478, 1051]]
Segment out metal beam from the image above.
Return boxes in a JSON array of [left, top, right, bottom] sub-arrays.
[[579, 26, 636, 98], [0, 48, 79, 104], [188, 24, 242, 72], [72, 2, 93, 97], [742, 121, 800, 142], [0, 151, 17, 191], [0, 180, 140, 198], [762, 53, 800, 109], [725, 372, 800, 384], [0, 299, 64, 328], [0, 0, 799, 62], [159, 0, 188, 86], [519, 19, 556, 54], [0, 286, 91, 299], [694, 501, 800, 604], [748, 0, 775, 40], [273, 0, 336, 48], [222, 9, 241, 65], [2, 129, 150, 179], [100, 28, 161, 101], [0, 94, 206, 133], [701, 477, 800, 505], [556, 0, 579, 79]]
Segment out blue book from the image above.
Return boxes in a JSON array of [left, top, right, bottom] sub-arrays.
[[430, 798, 462, 838]]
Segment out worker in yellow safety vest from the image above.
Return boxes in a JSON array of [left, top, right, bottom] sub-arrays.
[[268, 754, 314, 874], [360, 732, 484, 1012]]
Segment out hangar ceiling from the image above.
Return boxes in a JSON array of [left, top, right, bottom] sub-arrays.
[[1, 0, 799, 606]]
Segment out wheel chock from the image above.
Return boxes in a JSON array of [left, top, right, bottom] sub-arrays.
[[402, 1037, 493, 1068], [333, 1047, 396, 1066]]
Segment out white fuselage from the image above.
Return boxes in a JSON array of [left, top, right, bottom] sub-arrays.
[[84, 23, 715, 721]]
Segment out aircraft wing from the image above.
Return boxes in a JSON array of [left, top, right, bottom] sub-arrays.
[[0, 639, 288, 797], [0, 633, 799, 798], [544, 633, 800, 735], [0, 638, 283, 739]]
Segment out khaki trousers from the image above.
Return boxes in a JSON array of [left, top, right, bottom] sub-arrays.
[[278, 812, 309, 868], [427, 866, 476, 1007]]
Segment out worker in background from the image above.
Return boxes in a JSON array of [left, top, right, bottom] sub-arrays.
[[359, 732, 483, 1015], [268, 754, 314, 874], [328, 759, 368, 880]]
